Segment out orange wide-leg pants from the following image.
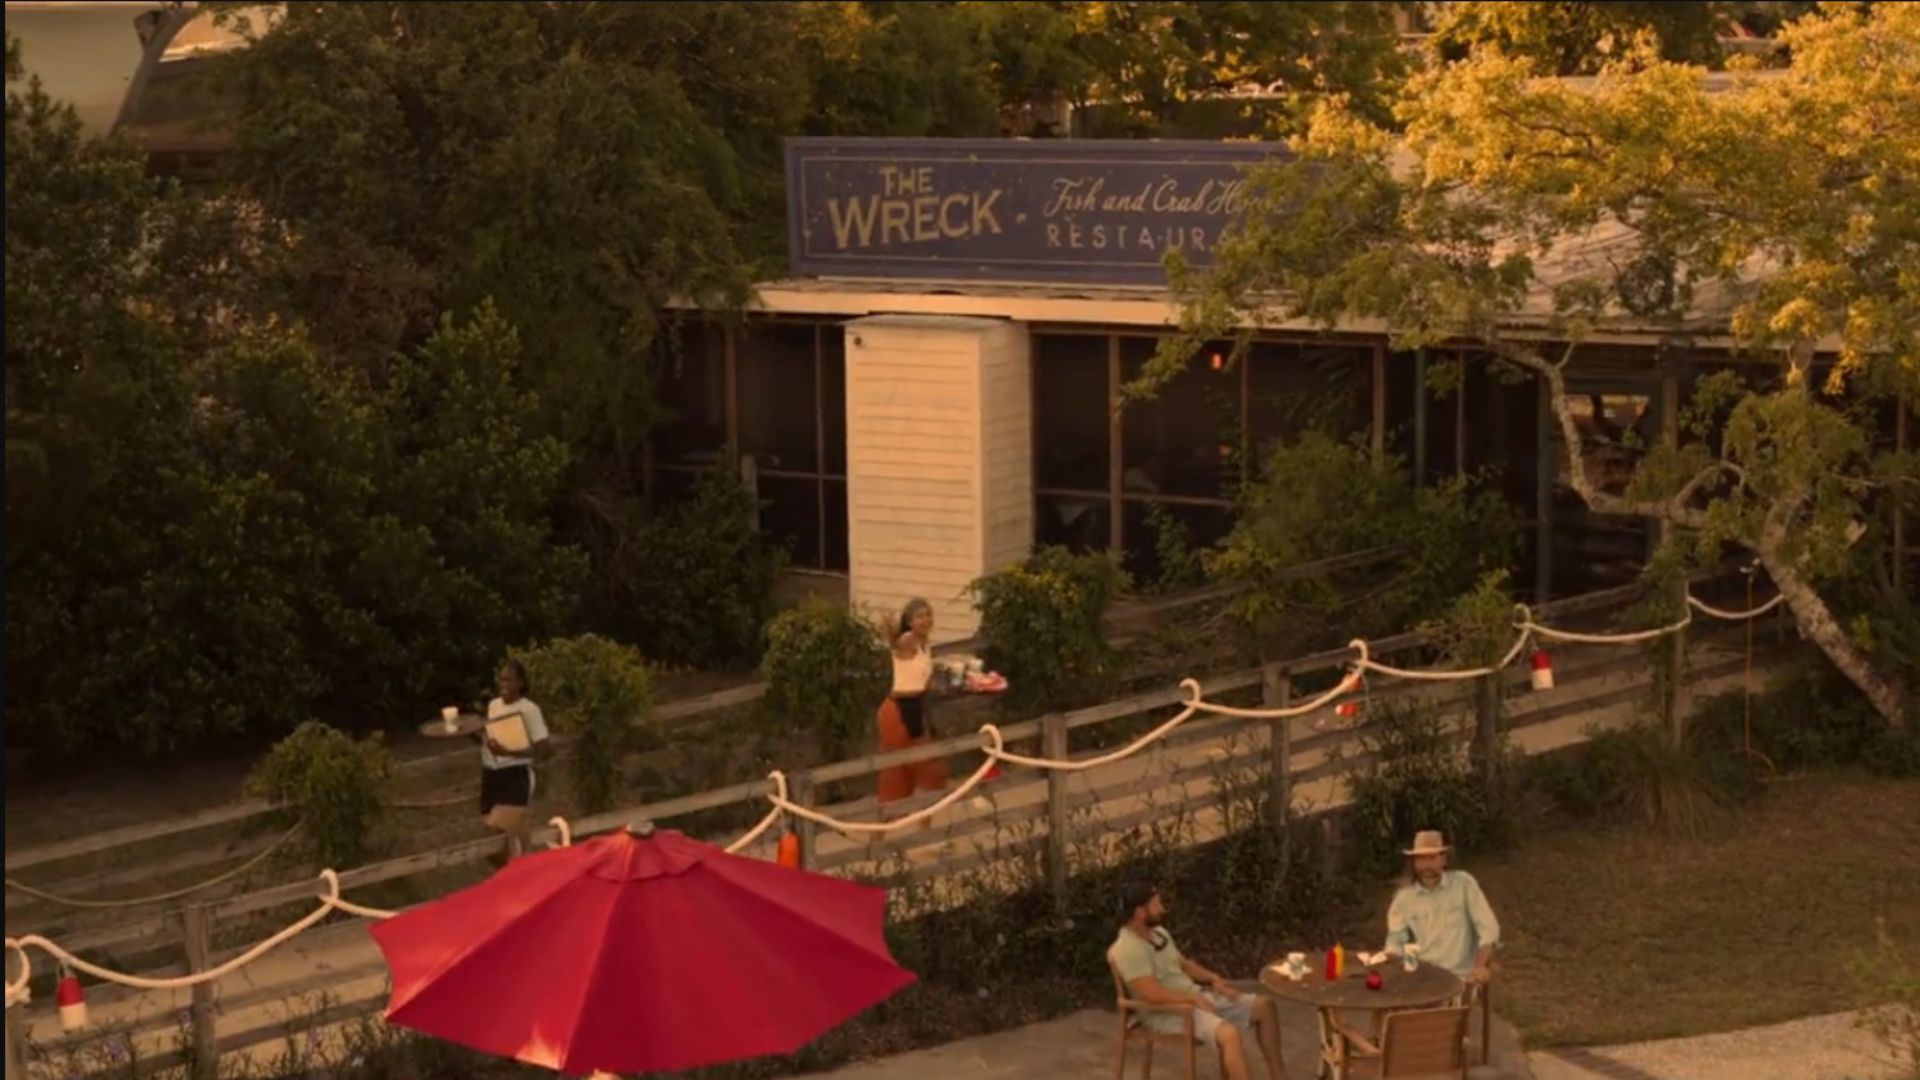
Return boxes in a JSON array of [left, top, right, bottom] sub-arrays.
[[876, 696, 948, 804]]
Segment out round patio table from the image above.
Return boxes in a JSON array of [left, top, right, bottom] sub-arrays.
[[1260, 958, 1462, 1080]]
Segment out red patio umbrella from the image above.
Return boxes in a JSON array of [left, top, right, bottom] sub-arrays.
[[369, 823, 917, 1076]]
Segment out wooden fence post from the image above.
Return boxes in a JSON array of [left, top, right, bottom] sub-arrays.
[[179, 903, 219, 1080], [789, 772, 818, 871], [1262, 664, 1292, 835], [1042, 713, 1070, 910], [1666, 576, 1690, 743], [4, 950, 27, 1080], [1473, 675, 1501, 789]]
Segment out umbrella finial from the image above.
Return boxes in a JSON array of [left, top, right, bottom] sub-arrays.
[[627, 820, 656, 838]]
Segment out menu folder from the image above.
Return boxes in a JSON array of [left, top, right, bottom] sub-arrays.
[[486, 711, 532, 753]]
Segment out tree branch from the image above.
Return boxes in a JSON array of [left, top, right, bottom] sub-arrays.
[[1482, 337, 1708, 528]]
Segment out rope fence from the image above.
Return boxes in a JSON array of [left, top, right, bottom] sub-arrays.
[[4, 822, 305, 911], [5, 582, 1788, 1020]]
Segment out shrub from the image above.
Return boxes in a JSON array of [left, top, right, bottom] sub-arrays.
[[970, 547, 1129, 715], [1209, 431, 1518, 660], [1345, 698, 1511, 879], [1527, 720, 1757, 836], [1140, 500, 1209, 593], [1853, 918, 1920, 1080], [247, 722, 394, 867], [515, 634, 653, 814], [761, 596, 891, 763], [606, 467, 783, 670], [1690, 656, 1920, 778]]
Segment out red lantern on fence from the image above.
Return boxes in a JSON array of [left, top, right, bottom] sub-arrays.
[[56, 968, 87, 1032], [1530, 649, 1555, 691], [776, 831, 802, 870], [1335, 669, 1367, 719]]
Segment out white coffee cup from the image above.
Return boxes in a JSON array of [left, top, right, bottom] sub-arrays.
[[1286, 952, 1307, 979], [1403, 944, 1421, 973], [441, 706, 459, 733]]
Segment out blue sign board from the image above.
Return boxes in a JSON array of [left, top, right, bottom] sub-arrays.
[[784, 137, 1286, 286]]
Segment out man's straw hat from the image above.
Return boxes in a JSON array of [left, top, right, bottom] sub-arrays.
[[1403, 830, 1451, 857]]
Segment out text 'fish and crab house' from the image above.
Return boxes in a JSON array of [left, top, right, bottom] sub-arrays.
[[784, 138, 1286, 287]]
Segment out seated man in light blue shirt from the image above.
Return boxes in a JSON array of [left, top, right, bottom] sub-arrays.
[[1384, 830, 1501, 987]]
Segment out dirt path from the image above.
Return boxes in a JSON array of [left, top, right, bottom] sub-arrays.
[[1, 670, 758, 852]]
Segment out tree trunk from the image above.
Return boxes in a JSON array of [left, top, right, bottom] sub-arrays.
[[1486, 338, 1911, 730], [1761, 548, 1911, 729]]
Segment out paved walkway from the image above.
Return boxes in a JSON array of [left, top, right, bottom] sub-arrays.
[[1528, 1011, 1906, 1080], [817, 996, 1535, 1080], [813, 1005, 1912, 1080]]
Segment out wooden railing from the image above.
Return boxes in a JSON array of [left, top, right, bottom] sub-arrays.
[[2, 536, 1427, 901], [11, 573, 1800, 1076]]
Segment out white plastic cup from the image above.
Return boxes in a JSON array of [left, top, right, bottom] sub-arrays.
[[441, 706, 459, 733], [1286, 952, 1307, 979], [1403, 944, 1420, 973]]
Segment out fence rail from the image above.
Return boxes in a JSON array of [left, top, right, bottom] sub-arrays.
[[3, 537, 1433, 901], [6, 570, 1802, 1077]]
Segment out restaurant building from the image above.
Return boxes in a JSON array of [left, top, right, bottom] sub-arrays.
[[9, 6, 1910, 641], [658, 137, 1916, 641]]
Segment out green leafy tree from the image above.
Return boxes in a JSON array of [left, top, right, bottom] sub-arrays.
[[5, 39, 584, 760], [208, 1, 759, 444], [602, 467, 783, 670], [1071, 2, 1407, 135], [1147, 4, 1920, 726], [801, 2, 1004, 138], [1428, 1, 1735, 75]]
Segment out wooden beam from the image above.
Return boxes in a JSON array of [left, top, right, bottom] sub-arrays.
[[1657, 372, 1680, 550], [1263, 664, 1292, 834], [1413, 349, 1428, 483], [723, 322, 739, 453], [1897, 396, 1909, 596], [1535, 376, 1554, 604], [790, 773, 818, 870], [815, 323, 829, 565], [1371, 341, 1387, 463], [1455, 352, 1467, 479], [1042, 714, 1069, 906], [179, 905, 219, 1079], [1108, 334, 1125, 552]]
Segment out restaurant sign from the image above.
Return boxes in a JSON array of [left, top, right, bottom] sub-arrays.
[[784, 137, 1286, 286]]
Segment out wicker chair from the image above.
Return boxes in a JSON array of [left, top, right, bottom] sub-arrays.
[[1109, 961, 1199, 1080], [1333, 1005, 1471, 1079]]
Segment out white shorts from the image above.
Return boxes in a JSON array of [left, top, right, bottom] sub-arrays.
[[1145, 990, 1254, 1047]]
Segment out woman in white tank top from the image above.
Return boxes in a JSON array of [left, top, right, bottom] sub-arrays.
[[876, 598, 949, 803]]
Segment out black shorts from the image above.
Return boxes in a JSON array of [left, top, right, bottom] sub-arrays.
[[480, 765, 533, 815], [895, 694, 929, 739]]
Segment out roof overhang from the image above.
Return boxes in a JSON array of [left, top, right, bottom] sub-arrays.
[[712, 277, 1772, 349]]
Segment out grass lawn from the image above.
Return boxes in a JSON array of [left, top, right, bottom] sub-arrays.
[[1360, 773, 1920, 1047]]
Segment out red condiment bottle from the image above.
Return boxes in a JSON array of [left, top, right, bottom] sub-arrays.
[[1324, 946, 1339, 980]]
